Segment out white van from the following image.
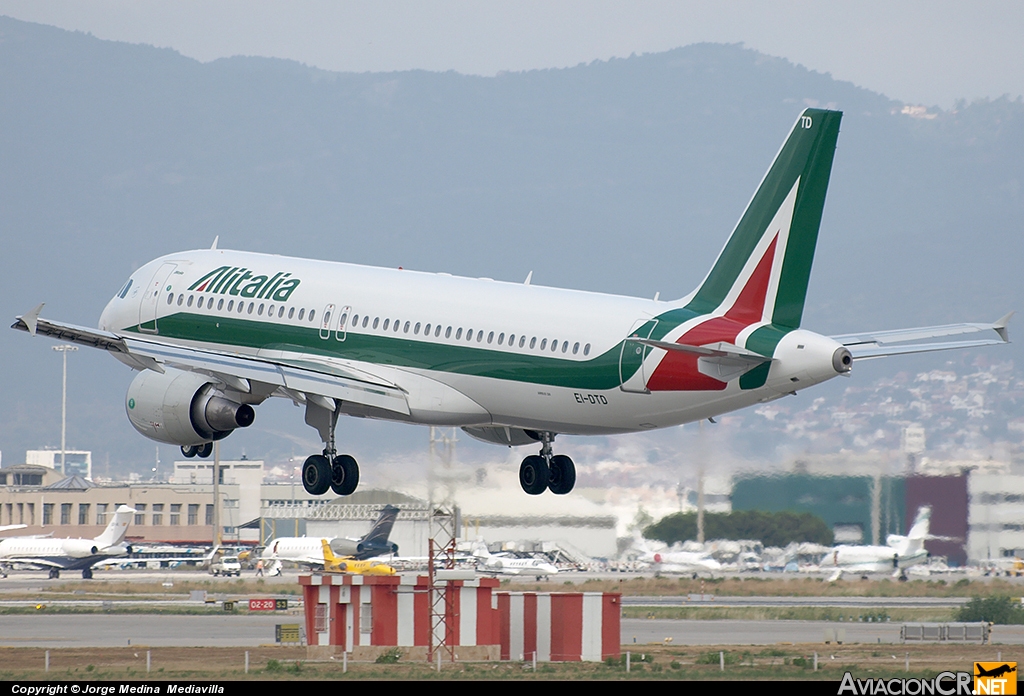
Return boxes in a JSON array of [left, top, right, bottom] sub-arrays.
[[210, 556, 242, 577]]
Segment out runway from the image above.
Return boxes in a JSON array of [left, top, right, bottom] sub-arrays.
[[3, 614, 1022, 648], [623, 595, 970, 608], [622, 619, 1024, 646]]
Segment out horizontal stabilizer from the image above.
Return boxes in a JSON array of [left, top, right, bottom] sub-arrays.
[[832, 314, 1011, 360]]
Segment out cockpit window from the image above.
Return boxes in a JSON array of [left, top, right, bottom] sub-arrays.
[[117, 279, 133, 300]]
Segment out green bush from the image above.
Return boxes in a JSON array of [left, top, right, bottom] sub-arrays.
[[645, 510, 833, 546], [375, 648, 402, 664], [955, 596, 1024, 624]]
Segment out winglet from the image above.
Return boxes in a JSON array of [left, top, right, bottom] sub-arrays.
[[15, 303, 45, 336], [210, 236, 219, 250], [993, 311, 1014, 343]]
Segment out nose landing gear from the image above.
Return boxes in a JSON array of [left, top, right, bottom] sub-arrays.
[[519, 432, 576, 495]]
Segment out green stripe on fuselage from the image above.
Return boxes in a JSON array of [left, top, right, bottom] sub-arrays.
[[126, 313, 630, 390]]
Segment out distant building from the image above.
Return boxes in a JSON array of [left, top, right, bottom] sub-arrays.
[[731, 474, 906, 545], [967, 473, 1024, 563], [25, 449, 92, 479]]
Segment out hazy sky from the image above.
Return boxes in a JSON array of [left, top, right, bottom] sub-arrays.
[[1, 1, 1021, 108]]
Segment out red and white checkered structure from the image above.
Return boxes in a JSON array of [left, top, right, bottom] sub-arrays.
[[497, 591, 620, 662], [300, 574, 500, 654], [300, 574, 620, 662]]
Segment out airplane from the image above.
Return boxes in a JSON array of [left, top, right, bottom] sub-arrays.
[[12, 108, 1011, 498], [826, 506, 932, 581], [261, 504, 399, 575], [320, 538, 396, 576], [471, 541, 558, 579], [632, 535, 722, 577], [0, 505, 135, 579]]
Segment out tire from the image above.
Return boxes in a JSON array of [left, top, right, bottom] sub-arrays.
[[331, 455, 360, 496], [197, 442, 213, 458], [519, 455, 549, 495], [547, 455, 576, 495], [181, 445, 198, 458], [302, 454, 332, 495], [82, 568, 93, 580]]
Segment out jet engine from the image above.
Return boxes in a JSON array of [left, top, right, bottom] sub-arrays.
[[62, 539, 100, 558], [125, 368, 255, 446]]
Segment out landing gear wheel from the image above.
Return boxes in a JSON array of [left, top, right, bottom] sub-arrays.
[[547, 455, 576, 495], [48, 568, 59, 579], [302, 454, 332, 495], [197, 442, 213, 458], [82, 568, 93, 580], [181, 445, 199, 458], [519, 455, 549, 495], [330, 455, 360, 496]]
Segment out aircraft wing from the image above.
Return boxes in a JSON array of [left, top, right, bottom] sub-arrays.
[[832, 313, 1012, 360], [631, 338, 773, 382], [12, 306, 410, 416]]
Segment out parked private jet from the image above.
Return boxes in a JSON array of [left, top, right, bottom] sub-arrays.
[[261, 504, 399, 575], [827, 506, 932, 581], [0, 505, 135, 579], [13, 109, 1010, 498]]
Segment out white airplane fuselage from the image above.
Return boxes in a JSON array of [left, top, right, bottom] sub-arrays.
[[98, 248, 847, 437]]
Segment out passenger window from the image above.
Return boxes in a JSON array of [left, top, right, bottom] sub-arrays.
[[394, 319, 400, 332], [508, 333, 515, 346], [196, 297, 203, 309], [218, 299, 224, 311], [298, 308, 305, 320], [269, 304, 275, 315], [487, 331, 494, 344], [340, 313, 348, 326], [288, 307, 294, 319], [279, 306, 285, 318], [477, 331, 484, 342], [309, 310, 315, 322], [352, 314, 359, 326], [573, 342, 580, 354], [466, 329, 473, 341], [414, 322, 421, 335], [258, 304, 264, 316], [562, 341, 568, 353], [551, 339, 558, 352], [455, 328, 462, 339], [363, 316, 369, 328], [445, 326, 452, 338], [167, 294, 173, 305], [435, 325, 441, 337], [228, 300, 235, 312], [404, 321, 410, 333], [324, 311, 331, 325], [540, 339, 547, 350], [177, 295, 184, 306], [497, 332, 504, 345], [424, 323, 431, 335], [383, 318, 390, 330], [187, 295, 193, 307], [584, 343, 591, 356], [248, 303, 255, 314], [530, 337, 537, 349], [519, 336, 526, 348], [372, 317, 379, 329]]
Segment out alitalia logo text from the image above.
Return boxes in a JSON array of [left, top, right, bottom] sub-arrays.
[[187, 266, 301, 301]]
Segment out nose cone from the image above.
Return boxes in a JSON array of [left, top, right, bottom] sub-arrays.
[[98, 296, 118, 331]]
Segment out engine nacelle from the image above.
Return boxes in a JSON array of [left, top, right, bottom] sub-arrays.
[[125, 368, 255, 447], [62, 539, 100, 558]]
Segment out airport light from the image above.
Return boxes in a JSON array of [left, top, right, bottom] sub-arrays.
[[51, 344, 78, 476]]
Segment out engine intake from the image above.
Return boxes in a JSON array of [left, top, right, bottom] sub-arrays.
[[126, 368, 255, 446]]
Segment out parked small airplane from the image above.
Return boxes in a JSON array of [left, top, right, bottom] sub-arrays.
[[472, 541, 558, 580], [0, 505, 135, 579], [261, 505, 399, 575], [827, 507, 931, 581], [633, 535, 722, 577], [320, 539, 396, 576]]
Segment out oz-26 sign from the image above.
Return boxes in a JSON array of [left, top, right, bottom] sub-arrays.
[[249, 598, 288, 611]]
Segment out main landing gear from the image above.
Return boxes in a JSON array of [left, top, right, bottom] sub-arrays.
[[519, 432, 576, 496], [300, 398, 360, 497], [180, 443, 213, 458]]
